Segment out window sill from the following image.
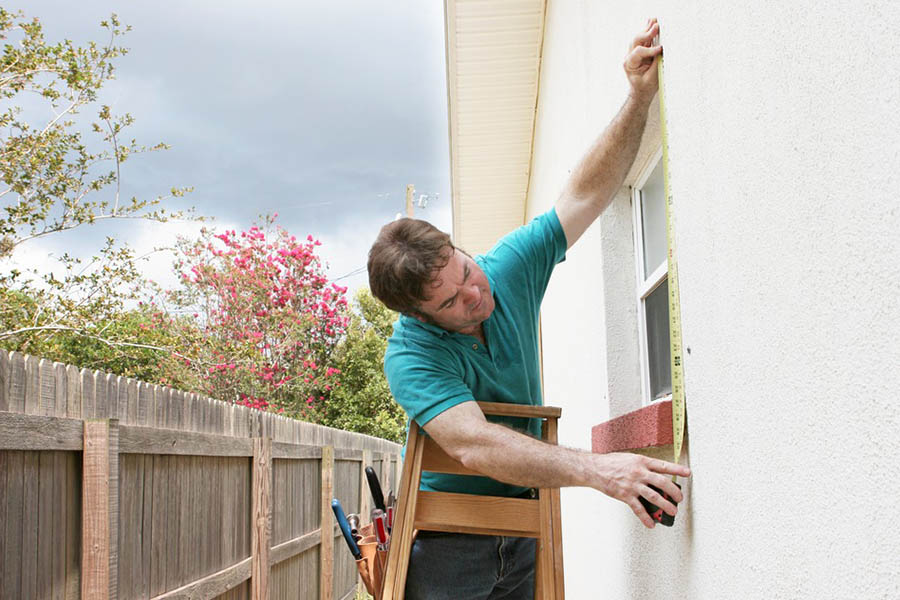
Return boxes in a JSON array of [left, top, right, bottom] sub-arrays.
[[591, 400, 673, 454]]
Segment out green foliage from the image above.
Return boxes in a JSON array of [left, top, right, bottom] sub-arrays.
[[0, 8, 406, 444], [0, 9, 193, 255], [317, 288, 406, 443], [0, 283, 194, 384], [0, 237, 165, 353], [0, 8, 195, 361]]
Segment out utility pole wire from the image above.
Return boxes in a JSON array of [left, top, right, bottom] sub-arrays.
[[332, 266, 367, 282]]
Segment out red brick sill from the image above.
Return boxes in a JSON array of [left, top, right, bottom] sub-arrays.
[[591, 400, 673, 454]]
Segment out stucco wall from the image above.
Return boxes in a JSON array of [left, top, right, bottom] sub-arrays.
[[529, 2, 900, 598]]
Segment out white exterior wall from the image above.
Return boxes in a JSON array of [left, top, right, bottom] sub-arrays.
[[529, 2, 900, 598]]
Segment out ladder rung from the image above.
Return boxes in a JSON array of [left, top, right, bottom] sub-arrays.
[[477, 401, 562, 419], [414, 491, 542, 537]]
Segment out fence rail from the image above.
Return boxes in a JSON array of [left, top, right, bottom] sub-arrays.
[[0, 351, 402, 600]]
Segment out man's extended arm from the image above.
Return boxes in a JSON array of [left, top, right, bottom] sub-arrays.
[[424, 400, 689, 529], [555, 19, 662, 249]]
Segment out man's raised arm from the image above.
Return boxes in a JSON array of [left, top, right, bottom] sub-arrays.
[[556, 18, 662, 249]]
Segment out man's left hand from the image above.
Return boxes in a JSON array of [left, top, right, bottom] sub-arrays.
[[624, 18, 662, 103]]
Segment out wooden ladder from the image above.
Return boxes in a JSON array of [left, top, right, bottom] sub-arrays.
[[381, 402, 565, 599]]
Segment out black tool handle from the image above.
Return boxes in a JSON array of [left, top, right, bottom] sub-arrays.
[[365, 466, 386, 513]]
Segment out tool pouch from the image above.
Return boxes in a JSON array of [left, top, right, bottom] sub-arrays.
[[356, 535, 385, 598]]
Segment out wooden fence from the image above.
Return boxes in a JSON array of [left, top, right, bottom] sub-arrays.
[[0, 351, 403, 600]]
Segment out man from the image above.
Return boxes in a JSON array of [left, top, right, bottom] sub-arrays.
[[367, 19, 690, 599]]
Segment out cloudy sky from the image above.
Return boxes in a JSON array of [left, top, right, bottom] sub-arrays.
[[6, 0, 452, 296]]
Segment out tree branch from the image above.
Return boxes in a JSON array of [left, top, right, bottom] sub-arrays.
[[0, 324, 192, 361]]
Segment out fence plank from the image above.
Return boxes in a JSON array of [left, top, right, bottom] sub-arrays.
[[320, 446, 334, 600], [22, 450, 38, 597], [176, 455, 191, 588], [94, 371, 109, 419], [5, 451, 24, 598], [139, 382, 153, 427], [0, 350, 9, 411], [81, 369, 96, 419], [152, 385, 163, 428], [211, 455, 223, 581], [140, 454, 153, 597], [39, 358, 55, 416], [65, 365, 81, 419], [220, 457, 235, 573], [51, 451, 65, 600], [25, 354, 40, 415], [0, 451, 6, 597], [37, 450, 54, 599], [53, 362, 66, 418], [8, 352, 25, 412], [183, 392, 195, 432], [103, 373, 118, 421], [200, 455, 212, 580], [360, 449, 372, 528], [251, 437, 272, 600], [165, 453, 181, 594], [65, 451, 80, 597], [238, 451, 250, 568], [126, 378, 139, 425], [116, 375, 129, 424], [188, 455, 200, 585]]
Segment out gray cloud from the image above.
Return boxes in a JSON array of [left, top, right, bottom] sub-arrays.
[[6, 0, 452, 254]]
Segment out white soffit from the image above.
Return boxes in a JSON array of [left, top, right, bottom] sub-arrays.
[[444, 0, 547, 254]]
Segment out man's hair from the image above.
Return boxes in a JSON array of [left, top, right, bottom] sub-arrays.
[[368, 218, 455, 315]]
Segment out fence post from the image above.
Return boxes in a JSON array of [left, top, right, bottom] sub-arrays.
[[82, 419, 119, 600], [251, 437, 272, 600], [360, 449, 371, 519], [381, 452, 391, 500], [357, 448, 372, 598], [395, 452, 403, 501], [320, 445, 335, 600]]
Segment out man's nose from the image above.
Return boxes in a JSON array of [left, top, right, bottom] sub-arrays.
[[463, 284, 480, 306]]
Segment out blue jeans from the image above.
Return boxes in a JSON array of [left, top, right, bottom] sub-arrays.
[[404, 532, 536, 600]]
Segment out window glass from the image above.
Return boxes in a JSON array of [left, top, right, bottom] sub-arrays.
[[644, 272, 672, 400], [640, 159, 667, 277]]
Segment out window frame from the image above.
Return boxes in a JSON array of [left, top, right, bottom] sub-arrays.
[[631, 145, 672, 405]]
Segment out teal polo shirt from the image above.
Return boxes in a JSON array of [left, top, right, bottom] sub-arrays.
[[384, 208, 567, 497]]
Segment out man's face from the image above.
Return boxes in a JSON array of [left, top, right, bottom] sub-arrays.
[[415, 248, 494, 335]]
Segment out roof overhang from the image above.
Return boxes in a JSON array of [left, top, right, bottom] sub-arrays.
[[444, 0, 547, 254]]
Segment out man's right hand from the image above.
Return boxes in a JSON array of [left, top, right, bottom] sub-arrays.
[[593, 452, 691, 529]]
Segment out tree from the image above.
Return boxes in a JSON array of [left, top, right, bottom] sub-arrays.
[[160, 217, 350, 414], [0, 9, 193, 356], [319, 288, 405, 443]]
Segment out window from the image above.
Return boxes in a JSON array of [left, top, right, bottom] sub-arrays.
[[632, 147, 671, 403]]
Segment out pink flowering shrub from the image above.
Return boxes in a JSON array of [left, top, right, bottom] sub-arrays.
[[162, 216, 349, 416]]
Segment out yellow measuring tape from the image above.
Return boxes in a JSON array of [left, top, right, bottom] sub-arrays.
[[657, 52, 686, 468]]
